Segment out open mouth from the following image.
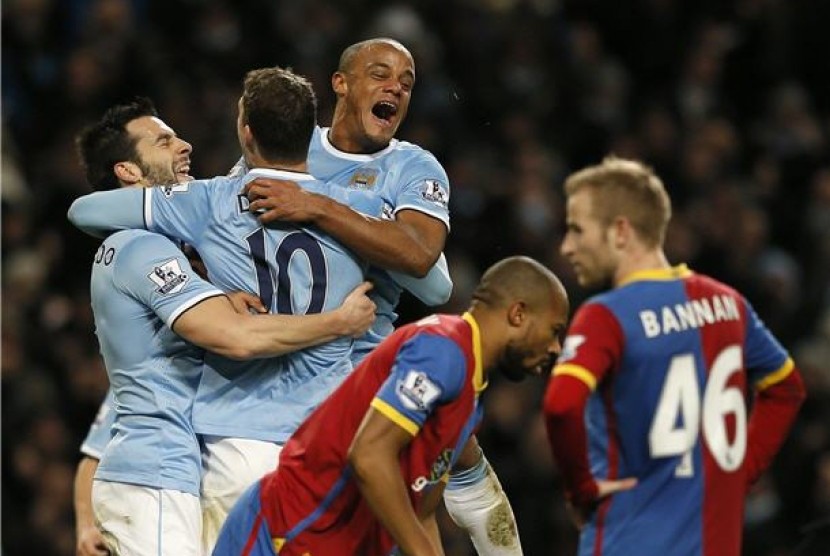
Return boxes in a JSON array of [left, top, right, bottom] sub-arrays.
[[175, 162, 193, 182], [371, 101, 398, 125]]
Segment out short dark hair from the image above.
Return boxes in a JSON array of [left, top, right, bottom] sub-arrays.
[[241, 67, 317, 163], [472, 255, 568, 316], [76, 97, 159, 191]]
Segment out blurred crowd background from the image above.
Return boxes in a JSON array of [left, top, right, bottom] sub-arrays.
[[3, 0, 829, 554]]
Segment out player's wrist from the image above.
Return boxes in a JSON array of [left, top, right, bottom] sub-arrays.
[[329, 306, 354, 336], [304, 191, 334, 222]]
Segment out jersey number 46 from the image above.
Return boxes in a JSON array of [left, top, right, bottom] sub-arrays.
[[648, 345, 746, 477]]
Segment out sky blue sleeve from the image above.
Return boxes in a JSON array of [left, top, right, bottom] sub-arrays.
[[79, 388, 116, 458], [113, 233, 223, 328], [67, 188, 146, 237], [146, 179, 218, 246], [742, 297, 790, 384], [373, 333, 467, 432], [388, 252, 453, 306], [391, 153, 450, 230]]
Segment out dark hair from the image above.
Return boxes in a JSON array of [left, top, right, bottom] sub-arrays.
[[472, 255, 568, 315], [76, 97, 159, 191], [241, 67, 317, 163]]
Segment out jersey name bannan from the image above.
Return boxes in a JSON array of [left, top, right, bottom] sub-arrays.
[[639, 294, 740, 338]]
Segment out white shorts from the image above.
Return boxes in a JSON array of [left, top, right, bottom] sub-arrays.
[[92, 480, 201, 556], [200, 436, 282, 556]]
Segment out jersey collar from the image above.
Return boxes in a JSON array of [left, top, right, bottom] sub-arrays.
[[245, 167, 316, 182], [461, 312, 488, 394], [318, 126, 398, 162], [618, 263, 692, 287]]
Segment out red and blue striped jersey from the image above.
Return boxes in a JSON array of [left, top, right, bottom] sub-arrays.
[[259, 313, 486, 553], [547, 265, 797, 556]]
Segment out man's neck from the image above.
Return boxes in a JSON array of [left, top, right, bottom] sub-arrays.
[[327, 112, 388, 155], [465, 305, 507, 383], [613, 248, 671, 287], [246, 153, 308, 174]]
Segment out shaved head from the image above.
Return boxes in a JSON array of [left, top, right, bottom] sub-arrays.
[[472, 256, 568, 316], [337, 38, 412, 73]]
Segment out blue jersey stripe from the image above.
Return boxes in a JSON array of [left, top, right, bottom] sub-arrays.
[[284, 468, 353, 543]]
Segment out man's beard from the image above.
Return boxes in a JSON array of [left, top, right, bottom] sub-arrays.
[[497, 344, 532, 383], [138, 162, 177, 186]]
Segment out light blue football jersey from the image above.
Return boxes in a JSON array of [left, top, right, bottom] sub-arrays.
[[90, 230, 223, 495], [307, 126, 451, 363], [140, 168, 375, 442], [80, 388, 116, 459]]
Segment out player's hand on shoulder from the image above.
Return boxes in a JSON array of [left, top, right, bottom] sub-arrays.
[[337, 281, 376, 337], [245, 178, 323, 223], [76, 525, 110, 556], [226, 291, 267, 314]]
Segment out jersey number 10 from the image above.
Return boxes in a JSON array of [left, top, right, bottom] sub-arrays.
[[246, 228, 327, 314], [648, 345, 746, 477]]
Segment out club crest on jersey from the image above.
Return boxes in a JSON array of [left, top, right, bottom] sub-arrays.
[[397, 370, 441, 411], [349, 168, 379, 190], [160, 183, 189, 198], [411, 448, 453, 492], [421, 180, 448, 208], [558, 335, 586, 363], [147, 258, 189, 294]]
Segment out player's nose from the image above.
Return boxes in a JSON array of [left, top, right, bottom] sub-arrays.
[[177, 138, 193, 155]]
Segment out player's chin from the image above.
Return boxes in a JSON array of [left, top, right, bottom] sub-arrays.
[[499, 364, 530, 383], [367, 117, 397, 140]]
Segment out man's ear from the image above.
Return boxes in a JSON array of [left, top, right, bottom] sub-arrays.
[[242, 124, 257, 154], [114, 161, 143, 186], [507, 301, 526, 328], [332, 72, 347, 97], [611, 216, 631, 250]]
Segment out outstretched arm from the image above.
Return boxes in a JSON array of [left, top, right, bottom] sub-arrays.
[[67, 188, 146, 238], [246, 179, 447, 276], [348, 408, 442, 556], [173, 282, 376, 360]]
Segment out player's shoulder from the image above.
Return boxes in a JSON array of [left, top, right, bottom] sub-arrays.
[[406, 313, 466, 334], [391, 139, 443, 166], [393, 314, 465, 346], [685, 271, 742, 299], [104, 228, 158, 248], [104, 229, 181, 265]]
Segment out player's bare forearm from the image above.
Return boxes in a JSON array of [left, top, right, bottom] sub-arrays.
[[349, 408, 442, 556], [313, 201, 446, 277], [173, 286, 375, 360], [246, 178, 445, 276], [74, 457, 110, 555]]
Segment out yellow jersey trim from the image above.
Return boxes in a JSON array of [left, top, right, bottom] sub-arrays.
[[755, 358, 795, 391], [273, 538, 285, 553], [462, 312, 487, 393], [370, 398, 419, 436], [553, 363, 598, 390], [618, 264, 692, 287]]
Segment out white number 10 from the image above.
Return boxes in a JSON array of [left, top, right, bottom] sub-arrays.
[[648, 346, 746, 477]]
